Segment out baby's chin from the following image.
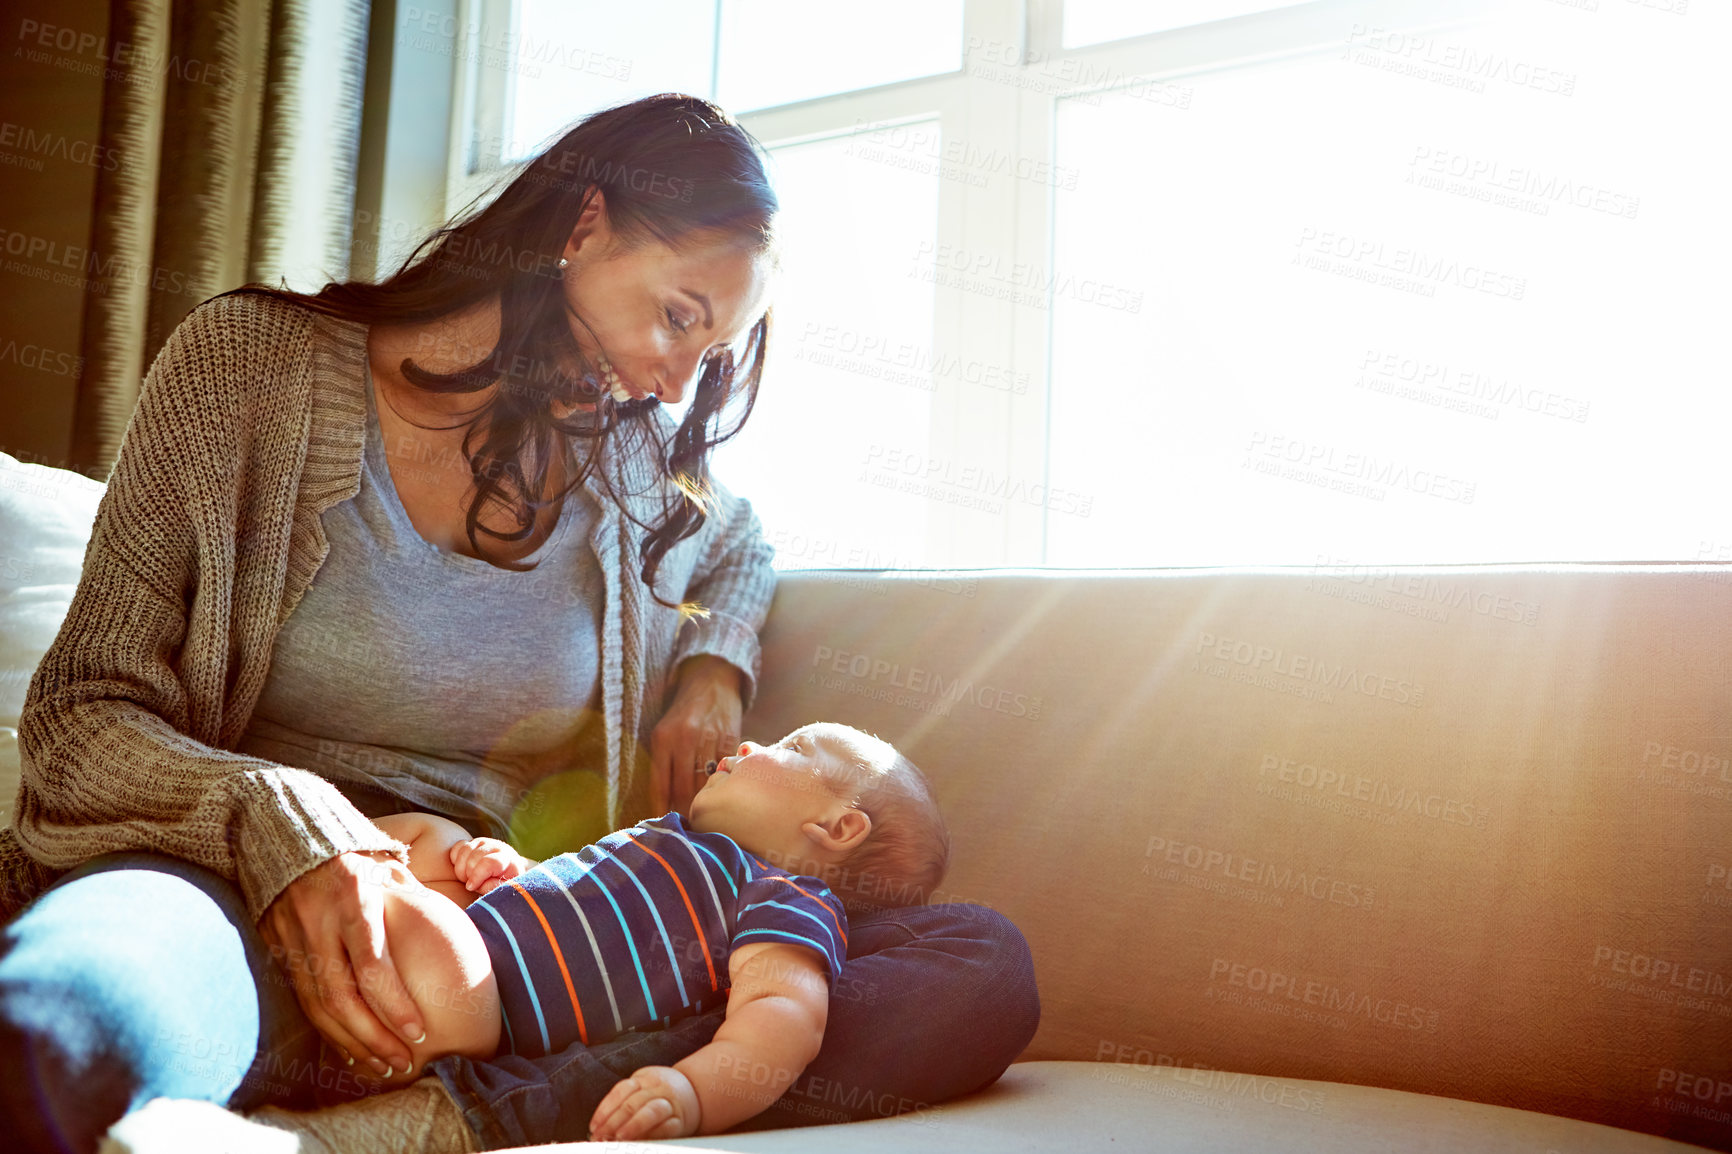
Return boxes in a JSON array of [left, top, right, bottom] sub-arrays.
[[686, 791, 736, 831], [685, 807, 751, 848]]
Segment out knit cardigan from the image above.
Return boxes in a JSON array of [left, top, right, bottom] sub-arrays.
[[2, 292, 775, 923]]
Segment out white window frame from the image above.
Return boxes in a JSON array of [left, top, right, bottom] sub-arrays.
[[438, 0, 1490, 568]]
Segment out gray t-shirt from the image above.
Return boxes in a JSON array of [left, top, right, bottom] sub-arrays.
[[237, 364, 605, 839]]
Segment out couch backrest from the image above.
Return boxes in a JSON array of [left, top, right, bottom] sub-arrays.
[[743, 567, 1732, 1150]]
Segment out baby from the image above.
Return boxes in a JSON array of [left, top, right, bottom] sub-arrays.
[[365, 722, 948, 1141]]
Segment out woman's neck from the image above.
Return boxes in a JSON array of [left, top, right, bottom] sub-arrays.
[[368, 295, 505, 422], [368, 294, 597, 423]]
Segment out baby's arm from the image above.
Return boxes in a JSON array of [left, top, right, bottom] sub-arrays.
[[373, 812, 534, 908], [588, 942, 829, 1140]]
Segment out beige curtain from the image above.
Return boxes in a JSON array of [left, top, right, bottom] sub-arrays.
[[70, 0, 372, 475]]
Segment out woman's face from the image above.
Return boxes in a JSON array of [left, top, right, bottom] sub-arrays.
[[560, 191, 773, 407]]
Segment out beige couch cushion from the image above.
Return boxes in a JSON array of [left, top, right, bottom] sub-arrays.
[[494, 1061, 1717, 1153], [743, 568, 1732, 1151]]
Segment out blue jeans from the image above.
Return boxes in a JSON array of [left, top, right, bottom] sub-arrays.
[[0, 853, 1039, 1152]]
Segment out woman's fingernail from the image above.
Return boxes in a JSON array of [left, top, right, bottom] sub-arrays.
[[408, 1025, 427, 1044], [370, 1058, 390, 1076], [344, 1053, 355, 1066]]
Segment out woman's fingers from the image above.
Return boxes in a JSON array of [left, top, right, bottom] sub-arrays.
[[650, 720, 698, 815], [260, 852, 425, 1078], [666, 720, 729, 814], [306, 959, 395, 1077], [651, 662, 744, 814], [647, 731, 672, 815], [262, 912, 381, 1074], [338, 884, 425, 1070], [668, 726, 702, 814], [682, 723, 737, 812], [302, 896, 407, 1077]]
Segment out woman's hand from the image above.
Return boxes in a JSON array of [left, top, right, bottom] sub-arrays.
[[257, 850, 427, 1079], [649, 655, 744, 816]]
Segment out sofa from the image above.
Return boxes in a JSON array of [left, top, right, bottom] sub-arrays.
[[3, 450, 1729, 1153]]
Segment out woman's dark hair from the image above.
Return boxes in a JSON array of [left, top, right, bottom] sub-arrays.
[[230, 93, 776, 607]]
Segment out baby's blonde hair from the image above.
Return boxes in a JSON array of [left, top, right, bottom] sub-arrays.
[[808, 724, 950, 915]]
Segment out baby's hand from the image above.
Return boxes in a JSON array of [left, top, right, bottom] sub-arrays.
[[448, 837, 528, 895], [589, 1065, 701, 1141]]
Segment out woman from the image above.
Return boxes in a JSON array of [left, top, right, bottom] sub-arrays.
[[0, 95, 1038, 1152]]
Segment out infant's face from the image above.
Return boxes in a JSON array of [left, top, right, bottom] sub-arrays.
[[687, 725, 862, 856]]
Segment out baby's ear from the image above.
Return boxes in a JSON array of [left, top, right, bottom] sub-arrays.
[[801, 809, 871, 855]]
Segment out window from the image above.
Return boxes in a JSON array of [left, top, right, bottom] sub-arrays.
[[1062, 0, 1314, 47], [438, 0, 1727, 569]]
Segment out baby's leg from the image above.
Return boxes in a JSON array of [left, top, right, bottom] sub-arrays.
[[371, 884, 502, 1081]]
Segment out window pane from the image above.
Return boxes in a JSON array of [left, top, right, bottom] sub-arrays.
[[711, 127, 941, 569], [717, 0, 964, 111], [1047, 12, 1728, 566], [504, 0, 715, 162], [1064, 0, 1313, 47]]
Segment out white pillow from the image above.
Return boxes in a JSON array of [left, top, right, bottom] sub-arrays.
[[0, 453, 105, 821]]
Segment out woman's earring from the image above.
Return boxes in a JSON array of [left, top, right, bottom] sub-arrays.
[[557, 257, 569, 271]]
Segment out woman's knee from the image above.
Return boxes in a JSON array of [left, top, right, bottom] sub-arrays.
[[0, 856, 273, 1151]]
